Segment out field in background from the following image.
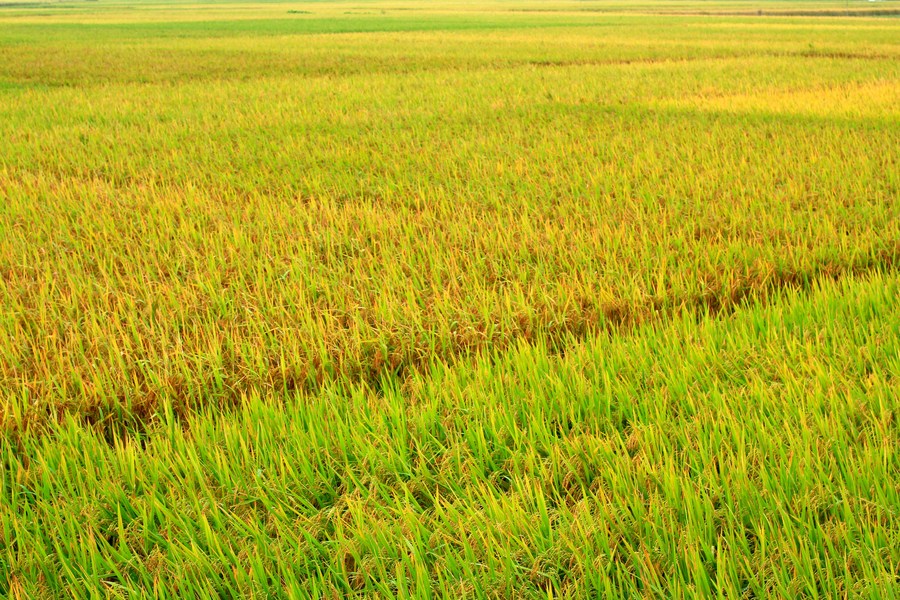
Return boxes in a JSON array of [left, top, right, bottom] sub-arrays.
[[1, 0, 898, 596]]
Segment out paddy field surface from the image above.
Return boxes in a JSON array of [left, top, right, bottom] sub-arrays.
[[0, 0, 898, 597]]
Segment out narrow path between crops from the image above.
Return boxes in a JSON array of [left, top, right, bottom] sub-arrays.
[[8, 240, 891, 447]]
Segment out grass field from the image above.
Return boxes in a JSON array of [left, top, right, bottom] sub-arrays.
[[1, 0, 898, 597]]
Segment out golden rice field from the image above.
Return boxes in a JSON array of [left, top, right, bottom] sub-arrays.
[[0, 0, 898, 597]]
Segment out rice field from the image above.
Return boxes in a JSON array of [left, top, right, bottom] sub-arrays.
[[0, 0, 898, 597]]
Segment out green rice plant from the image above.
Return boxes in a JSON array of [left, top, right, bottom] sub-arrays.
[[1, 270, 897, 597]]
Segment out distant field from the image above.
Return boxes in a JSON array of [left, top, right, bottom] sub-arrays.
[[0, 1, 898, 597]]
